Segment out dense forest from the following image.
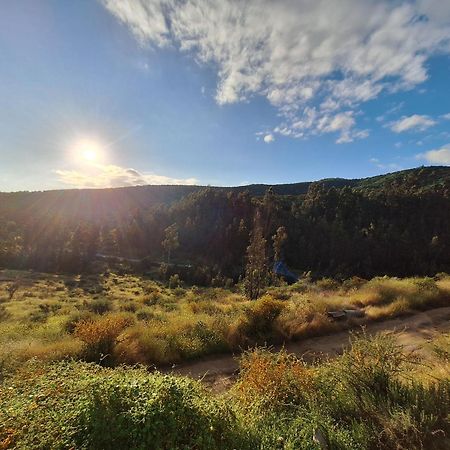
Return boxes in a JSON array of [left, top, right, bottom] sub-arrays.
[[1, 166, 449, 283]]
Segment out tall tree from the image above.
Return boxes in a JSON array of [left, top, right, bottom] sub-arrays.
[[162, 224, 179, 264], [243, 213, 269, 300], [272, 226, 288, 261]]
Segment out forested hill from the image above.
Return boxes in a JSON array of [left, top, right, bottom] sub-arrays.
[[1, 165, 449, 280], [0, 166, 448, 221]]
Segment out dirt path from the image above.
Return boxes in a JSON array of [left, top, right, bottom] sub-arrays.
[[165, 306, 450, 392]]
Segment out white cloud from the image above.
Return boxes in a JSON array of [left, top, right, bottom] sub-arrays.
[[55, 163, 198, 188], [442, 113, 450, 120], [276, 109, 369, 143], [416, 144, 450, 165], [389, 114, 437, 133], [263, 134, 275, 143], [103, 0, 450, 142]]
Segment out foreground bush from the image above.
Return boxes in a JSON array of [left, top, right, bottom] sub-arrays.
[[1, 334, 448, 449], [74, 314, 133, 364], [233, 333, 450, 450], [0, 362, 253, 450]]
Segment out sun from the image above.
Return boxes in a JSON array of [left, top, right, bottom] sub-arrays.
[[73, 138, 103, 163], [82, 148, 97, 161]]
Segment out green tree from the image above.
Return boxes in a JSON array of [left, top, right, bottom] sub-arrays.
[[243, 213, 269, 300], [272, 226, 287, 261], [162, 224, 179, 264]]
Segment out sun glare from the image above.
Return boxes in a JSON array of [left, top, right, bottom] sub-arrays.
[[73, 138, 103, 163]]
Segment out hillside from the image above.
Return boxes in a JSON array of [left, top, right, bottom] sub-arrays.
[[1, 165, 449, 279], [1, 166, 448, 222]]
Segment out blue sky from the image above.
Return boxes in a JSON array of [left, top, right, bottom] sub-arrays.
[[1, 0, 450, 192]]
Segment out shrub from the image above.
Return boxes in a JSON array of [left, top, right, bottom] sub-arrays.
[[142, 291, 162, 306], [6, 282, 19, 300], [234, 347, 314, 409], [64, 310, 95, 334], [119, 300, 137, 313], [189, 300, 222, 315], [74, 314, 133, 364], [232, 333, 450, 450], [0, 304, 10, 321], [28, 309, 48, 323], [342, 276, 367, 291], [86, 298, 111, 315], [316, 333, 450, 450], [228, 296, 285, 348], [0, 362, 254, 450], [267, 287, 291, 301], [169, 274, 182, 288], [316, 277, 340, 291]]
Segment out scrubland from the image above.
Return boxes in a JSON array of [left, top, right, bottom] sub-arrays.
[[1, 270, 449, 449], [0, 270, 449, 372], [1, 332, 449, 449]]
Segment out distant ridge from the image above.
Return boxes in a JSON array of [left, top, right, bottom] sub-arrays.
[[0, 166, 448, 221]]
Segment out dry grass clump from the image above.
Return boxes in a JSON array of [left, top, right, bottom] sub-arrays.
[[353, 276, 449, 320], [234, 347, 314, 408], [85, 298, 112, 314], [115, 315, 229, 365], [227, 295, 286, 349], [433, 333, 450, 363], [356, 277, 446, 308], [0, 304, 10, 321], [365, 296, 412, 320], [18, 338, 82, 362], [74, 314, 134, 364], [278, 296, 338, 340]]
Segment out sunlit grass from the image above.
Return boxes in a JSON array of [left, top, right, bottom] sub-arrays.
[[0, 270, 448, 370]]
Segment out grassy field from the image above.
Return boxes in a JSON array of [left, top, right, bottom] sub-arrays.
[[0, 270, 449, 449], [0, 270, 449, 375], [1, 332, 449, 449]]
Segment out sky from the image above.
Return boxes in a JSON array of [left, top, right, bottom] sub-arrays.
[[1, 0, 450, 192]]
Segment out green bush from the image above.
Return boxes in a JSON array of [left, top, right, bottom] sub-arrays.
[[1, 334, 449, 449], [0, 362, 254, 450], [232, 333, 450, 450], [86, 298, 111, 314], [229, 295, 285, 348]]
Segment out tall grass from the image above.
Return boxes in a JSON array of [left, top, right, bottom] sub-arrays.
[[1, 334, 448, 449], [0, 271, 448, 369], [232, 333, 450, 449]]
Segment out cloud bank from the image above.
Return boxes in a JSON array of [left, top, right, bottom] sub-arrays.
[[103, 0, 450, 143], [55, 164, 198, 188], [417, 144, 450, 165]]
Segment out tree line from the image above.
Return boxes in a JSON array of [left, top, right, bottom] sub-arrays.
[[1, 167, 449, 284]]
